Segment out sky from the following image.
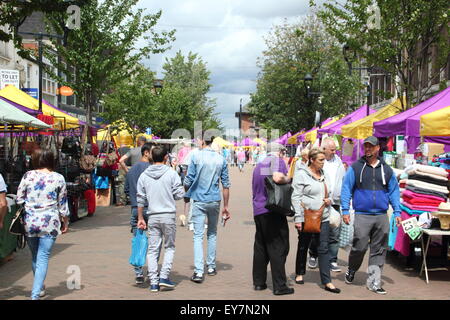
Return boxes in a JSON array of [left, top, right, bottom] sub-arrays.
[[138, 0, 322, 130]]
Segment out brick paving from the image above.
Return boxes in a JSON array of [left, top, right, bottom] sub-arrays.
[[0, 166, 449, 300]]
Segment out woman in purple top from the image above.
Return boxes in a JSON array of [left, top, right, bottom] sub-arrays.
[[16, 149, 69, 300], [251, 145, 294, 296]]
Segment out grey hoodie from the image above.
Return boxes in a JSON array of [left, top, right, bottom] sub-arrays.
[[291, 163, 332, 224], [136, 164, 185, 215]]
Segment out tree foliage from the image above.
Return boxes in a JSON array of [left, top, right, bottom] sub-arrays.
[[248, 14, 361, 133], [313, 0, 450, 109], [162, 51, 223, 131], [44, 0, 175, 124]]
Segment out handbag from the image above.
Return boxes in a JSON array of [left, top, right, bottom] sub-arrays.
[[61, 136, 82, 158], [301, 182, 328, 233], [329, 206, 342, 228], [129, 229, 148, 267], [9, 205, 27, 249], [79, 154, 96, 172], [104, 152, 118, 167], [264, 176, 294, 217]]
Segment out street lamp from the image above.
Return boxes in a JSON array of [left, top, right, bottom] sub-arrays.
[[303, 74, 322, 127], [153, 79, 163, 95], [342, 43, 372, 115]]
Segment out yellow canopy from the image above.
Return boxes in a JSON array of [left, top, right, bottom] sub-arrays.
[[420, 106, 450, 136], [0, 85, 80, 129], [252, 138, 267, 145], [212, 137, 234, 148], [304, 117, 341, 143], [341, 98, 403, 139], [287, 131, 305, 145], [96, 122, 155, 147]]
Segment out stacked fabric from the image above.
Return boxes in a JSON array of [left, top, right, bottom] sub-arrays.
[[391, 164, 449, 256]]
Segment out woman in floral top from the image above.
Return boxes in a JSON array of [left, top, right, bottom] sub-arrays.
[[16, 149, 69, 300]]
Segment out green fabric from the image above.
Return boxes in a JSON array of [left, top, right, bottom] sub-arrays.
[[0, 204, 19, 259], [0, 99, 50, 129]]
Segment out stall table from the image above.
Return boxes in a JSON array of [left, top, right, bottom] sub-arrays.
[[420, 228, 450, 284]]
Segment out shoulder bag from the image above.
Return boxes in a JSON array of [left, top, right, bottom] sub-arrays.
[[9, 205, 27, 249], [264, 176, 295, 217], [301, 181, 328, 233]]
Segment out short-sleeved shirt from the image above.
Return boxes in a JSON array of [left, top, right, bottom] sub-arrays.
[[125, 147, 142, 166], [0, 173, 6, 193], [252, 155, 288, 216]]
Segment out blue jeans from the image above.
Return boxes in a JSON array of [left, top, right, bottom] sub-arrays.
[[192, 201, 220, 275], [27, 235, 56, 300], [131, 207, 149, 277]]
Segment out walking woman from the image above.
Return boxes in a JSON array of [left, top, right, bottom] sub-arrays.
[[291, 148, 341, 294], [16, 149, 69, 300]]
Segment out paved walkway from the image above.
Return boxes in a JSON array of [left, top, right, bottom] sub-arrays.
[[0, 166, 449, 300]]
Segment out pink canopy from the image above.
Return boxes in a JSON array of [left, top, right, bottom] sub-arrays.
[[271, 132, 292, 145], [240, 137, 258, 146]]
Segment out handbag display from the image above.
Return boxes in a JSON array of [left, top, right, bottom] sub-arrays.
[[61, 136, 82, 158], [301, 182, 328, 233], [264, 176, 294, 217], [9, 205, 27, 249], [79, 154, 96, 172]]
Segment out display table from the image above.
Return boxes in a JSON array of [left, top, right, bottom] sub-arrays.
[[420, 228, 450, 284], [0, 197, 19, 259]]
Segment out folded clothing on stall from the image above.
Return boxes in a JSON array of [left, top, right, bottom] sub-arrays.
[[399, 179, 449, 195], [405, 185, 448, 200], [400, 203, 432, 216], [407, 173, 449, 187], [405, 164, 449, 178], [400, 200, 439, 213], [401, 189, 447, 203]]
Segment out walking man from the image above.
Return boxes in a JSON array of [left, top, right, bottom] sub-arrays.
[[184, 135, 230, 283], [321, 138, 346, 272], [341, 136, 402, 295], [137, 146, 185, 292], [125, 142, 153, 284], [120, 136, 148, 173], [252, 143, 294, 295]]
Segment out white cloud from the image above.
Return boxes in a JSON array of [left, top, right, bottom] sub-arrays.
[[137, 0, 316, 131]]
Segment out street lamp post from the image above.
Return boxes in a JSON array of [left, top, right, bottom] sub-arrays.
[[304, 74, 322, 127], [342, 44, 373, 116], [153, 79, 163, 95]]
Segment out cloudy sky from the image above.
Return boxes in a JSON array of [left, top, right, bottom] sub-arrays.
[[138, 0, 321, 130]]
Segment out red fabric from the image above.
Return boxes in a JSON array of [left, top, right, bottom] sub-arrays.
[[402, 189, 447, 203], [92, 143, 99, 157], [387, 136, 394, 151], [402, 195, 443, 207], [394, 211, 419, 256], [37, 114, 55, 135], [84, 189, 96, 215]]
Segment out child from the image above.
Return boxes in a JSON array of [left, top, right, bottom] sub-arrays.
[[136, 146, 185, 292]]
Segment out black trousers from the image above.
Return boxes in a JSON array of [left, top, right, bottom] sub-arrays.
[[253, 212, 290, 291], [295, 221, 332, 285]]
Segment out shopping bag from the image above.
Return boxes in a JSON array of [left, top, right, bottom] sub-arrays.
[[129, 229, 148, 267], [339, 211, 354, 250]]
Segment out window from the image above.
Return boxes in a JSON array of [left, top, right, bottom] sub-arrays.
[[0, 26, 10, 59], [42, 65, 57, 96]]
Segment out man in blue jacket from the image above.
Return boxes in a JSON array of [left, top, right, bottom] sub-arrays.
[[184, 135, 230, 284], [341, 136, 402, 295]]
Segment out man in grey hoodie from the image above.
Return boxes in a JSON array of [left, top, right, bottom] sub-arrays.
[[137, 146, 185, 292]]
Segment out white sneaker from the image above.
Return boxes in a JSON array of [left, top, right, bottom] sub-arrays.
[[39, 286, 46, 297], [330, 262, 342, 272], [188, 223, 194, 231], [179, 214, 186, 227]]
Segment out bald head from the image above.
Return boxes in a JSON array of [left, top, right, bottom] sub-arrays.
[[321, 138, 336, 161]]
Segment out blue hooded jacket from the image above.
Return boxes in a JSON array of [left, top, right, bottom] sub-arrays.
[[341, 156, 401, 217]]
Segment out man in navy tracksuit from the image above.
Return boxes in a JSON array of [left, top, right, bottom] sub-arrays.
[[341, 136, 402, 295]]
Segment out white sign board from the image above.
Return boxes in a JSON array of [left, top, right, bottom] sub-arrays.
[[0, 69, 20, 89]]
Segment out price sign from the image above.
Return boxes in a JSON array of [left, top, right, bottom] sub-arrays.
[[401, 217, 422, 240]]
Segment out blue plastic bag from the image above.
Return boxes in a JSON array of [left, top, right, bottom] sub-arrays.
[[129, 229, 148, 267]]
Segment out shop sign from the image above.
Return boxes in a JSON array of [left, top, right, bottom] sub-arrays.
[[22, 88, 38, 99], [0, 69, 20, 89]]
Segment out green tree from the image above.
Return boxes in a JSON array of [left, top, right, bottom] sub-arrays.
[[101, 66, 158, 142], [162, 51, 223, 131], [248, 14, 361, 133], [313, 0, 450, 109], [44, 0, 175, 124]]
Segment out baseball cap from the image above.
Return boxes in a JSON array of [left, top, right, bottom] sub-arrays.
[[363, 136, 379, 146]]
